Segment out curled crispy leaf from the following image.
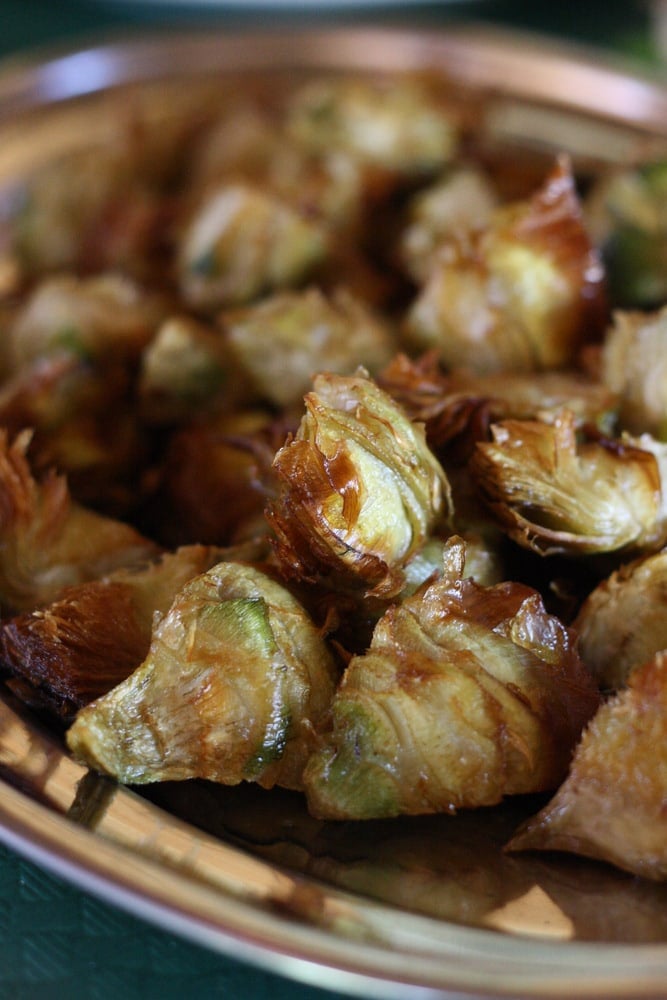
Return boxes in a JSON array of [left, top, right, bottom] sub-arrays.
[[404, 158, 606, 373], [379, 352, 618, 458], [1, 543, 231, 720], [304, 537, 599, 820], [470, 410, 666, 556], [508, 651, 667, 881], [574, 548, 667, 690], [267, 370, 452, 597], [0, 430, 160, 613], [67, 562, 338, 789]]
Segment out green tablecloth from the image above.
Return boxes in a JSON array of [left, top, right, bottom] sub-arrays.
[[0, 2, 657, 999]]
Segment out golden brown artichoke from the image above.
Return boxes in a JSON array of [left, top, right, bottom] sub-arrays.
[[138, 314, 244, 425], [602, 307, 667, 439], [508, 650, 667, 881], [67, 561, 338, 790], [267, 369, 452, 598], [470, 410, 667, 556], [8, 273, 165, 371], [303, 537, 599, 820], [0, 430, 159, 613], [404, 158, 606, 373], [399, 166, 498, 282], [1, 543, 232, 720], [178, 182, 328, 310], [221, 287, 394, 410], [574, 548, 667, 690], [189, 102, 366, 234], [286, 75, 458, 177]]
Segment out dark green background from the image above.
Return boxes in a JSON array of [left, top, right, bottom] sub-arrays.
[[0, 2, 658, 998]]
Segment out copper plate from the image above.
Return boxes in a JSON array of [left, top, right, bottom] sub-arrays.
[[1, 26, 667, 999]]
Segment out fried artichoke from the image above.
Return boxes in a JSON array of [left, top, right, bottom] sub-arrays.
[[138, 315, 244, 425], [8, 273, 164, 371], [222, 287, 394, 409], [189, 103, 365, 234], [0, 430, 159, 613], [67, 561, 338, 789], [470, 410, 667, 556], [150, 408, 288, 546], [602, 307, 667, 439], [178, 182, 328, 310], [399, 166, 498, 282], [587, 159, 667, 308], [267, 369, 452, 597], [1, 543, 228, 720], [508, 650, 667, 881], [404, 159, 606, 373], [378, 352, 618, 456], [574, 548, 667, 690], [286, 75, 458, 177], [303, 537, 599, 820]]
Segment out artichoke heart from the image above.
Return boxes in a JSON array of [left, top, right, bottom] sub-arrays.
[[267, 369, 453, 597], [9, 273, 165, 370], [399, 166, 498, 282], [66, 561, 338, 789], [470, 410, 667, 556], [303, 537, 599, 820], [508, 650, 667, 881]]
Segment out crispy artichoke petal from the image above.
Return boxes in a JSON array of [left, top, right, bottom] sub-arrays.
[[1, 543, 231, 719], [0, 430, 159, 613]]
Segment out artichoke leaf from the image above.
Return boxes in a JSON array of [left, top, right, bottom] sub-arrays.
[[0, 543, 237, 720], [0, 429, 159, 613]]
